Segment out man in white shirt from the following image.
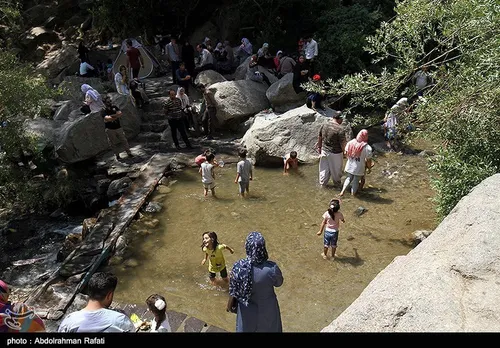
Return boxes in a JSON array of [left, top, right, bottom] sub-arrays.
[[58, 272, 135, 333], [413, 66, 430, 96], [79, 59, 95, 77], [304, 35, 318, 77], [165, 37, 181, 84], [194, 44, 215, 79]]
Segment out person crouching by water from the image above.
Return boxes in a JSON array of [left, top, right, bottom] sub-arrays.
[[145, 294, 171, 332], [80, 84, 105, 115], [227, 231, 283, 332], [103, 96, 133, 161], [201, 231, 234, 286]]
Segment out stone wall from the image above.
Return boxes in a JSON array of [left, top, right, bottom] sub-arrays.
[[321, 173, 500, 332]]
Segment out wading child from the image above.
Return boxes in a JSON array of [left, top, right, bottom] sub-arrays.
[[234, 148, 253, 197], [283, 151, 299, 175], [317, 199, 345, 260], [201, 231, 234, 285], [199, 153, 217, 197]]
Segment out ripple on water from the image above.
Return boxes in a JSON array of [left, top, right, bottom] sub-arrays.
[[112, 157, 438, 332]]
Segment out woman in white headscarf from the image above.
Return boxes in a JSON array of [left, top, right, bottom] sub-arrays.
[[80, 84, 104, 114], [176, 87, 195, 131]]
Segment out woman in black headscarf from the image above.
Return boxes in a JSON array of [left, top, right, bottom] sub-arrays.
[[228, 231, 283, 332]]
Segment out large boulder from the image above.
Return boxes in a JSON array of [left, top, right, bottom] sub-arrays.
[[36, 42, 78, 79], [57, 76, 107, 101], [53, 100, 82, 122], [24, 118, 57, 152], [55, 94, 140, 163], [194, 70, 226, 87], [208, 80, 270, 123], [21, 27, 60, 51], [23, 5, 57, 27], [233, 56, 252, 80], [266, 73, 307, 113], [322, 173, 500, 332], [241, 105, 343, 166]]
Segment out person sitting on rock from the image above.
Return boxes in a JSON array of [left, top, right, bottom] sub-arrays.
[[247, 55, 271, 87]]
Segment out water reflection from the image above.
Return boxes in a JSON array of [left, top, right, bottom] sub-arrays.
[[111, 152, 437, 332]]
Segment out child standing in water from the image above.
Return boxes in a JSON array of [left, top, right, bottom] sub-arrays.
[[317, 199, 345, 260], [201, 231, 234, 285], [234, 148, 253, 197], [283, 151, 299, 175], [199, 153, 217, 197]]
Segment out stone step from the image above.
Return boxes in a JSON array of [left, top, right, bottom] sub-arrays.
[[141, 112, 165, 122], [140, 121, 167, 133], [135, 132, 162, 143]]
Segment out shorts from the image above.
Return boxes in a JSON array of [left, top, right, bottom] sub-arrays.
[[238, 181, 249, 194], [384, 127, 397, 141], [209, 267, 228, 279], [203, 182, 216, 190], [324, 229, 339, 248]]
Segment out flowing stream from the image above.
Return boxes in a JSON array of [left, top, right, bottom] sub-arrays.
[[110, 148, 438, 332]]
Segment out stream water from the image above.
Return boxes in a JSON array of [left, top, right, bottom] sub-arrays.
[[110, 149, 438, 332]]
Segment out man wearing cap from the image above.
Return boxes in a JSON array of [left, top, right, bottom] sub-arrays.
[[315, 110, 352, 188]]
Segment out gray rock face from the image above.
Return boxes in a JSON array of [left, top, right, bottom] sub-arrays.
[[58, 76, 107, 101], [55, 94, 140, 163], [321, 173, 500, 332], [36, 43, 78, 79], [209, 80, 270, 123], [233, 56, 252, 80], [241, 105, 339, 166], [53, 100, 82, 122], [266, 73, 307, 113], [194, 70, 226, 87]]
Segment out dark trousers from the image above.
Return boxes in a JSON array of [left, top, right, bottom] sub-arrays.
[[132, 67, 140, 79], [171, 61, 180, 84], [306, 59, 315, 77], [202, 106, 216, 136], [168, 118, 191, 147]]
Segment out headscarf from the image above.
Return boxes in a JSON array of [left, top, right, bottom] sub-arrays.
[[176, 87, 190, 109], [276, 50, 283, 58], [345, 129, 369, 158], [215, 42, 223, 51], [391, 97, 409, 114], [229, 232, 268, 306], [241, 38, 253, 55], [81, 84, 100, 101]]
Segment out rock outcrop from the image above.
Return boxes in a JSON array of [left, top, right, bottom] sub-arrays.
[[208, 80, 270, 123], [321, 173, 500, 332], [193, 69, 226, 87], [55, 94, 140, 163], [266, 73, 307, 113], [241, 105, 345, 166]]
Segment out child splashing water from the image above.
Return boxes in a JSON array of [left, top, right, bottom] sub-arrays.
[[316, 199, 345, 260], [201, 231, 234, 286]]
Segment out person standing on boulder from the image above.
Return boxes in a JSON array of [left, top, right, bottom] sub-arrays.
[[102, 95, 133, 161], [126, 39, 144, 79], [198, 84, 216, 140]]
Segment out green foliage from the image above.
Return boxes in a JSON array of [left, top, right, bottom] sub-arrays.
[[310, 0, 500, 219], [0, 50, 77, 212], [316, 4, 385, 77], [0, 0, 22, 48]]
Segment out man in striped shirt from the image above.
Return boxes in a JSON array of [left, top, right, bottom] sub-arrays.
[[163, 89, 192, 150]]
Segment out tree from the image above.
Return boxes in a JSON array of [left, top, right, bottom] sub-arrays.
[[305, 0, 500, 219]]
